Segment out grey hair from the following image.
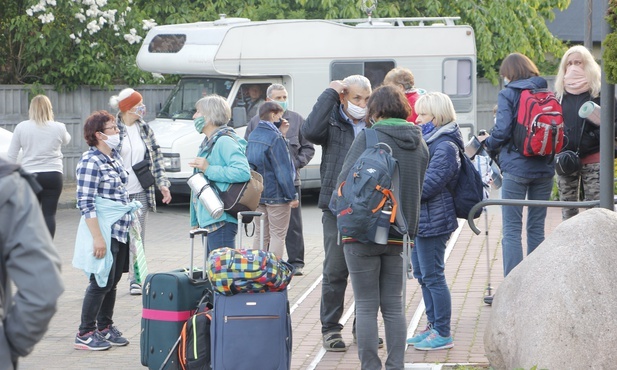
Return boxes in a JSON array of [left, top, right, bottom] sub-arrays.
[[266, 84, 286, 98], [342, 75, 372, 93], [195, 94, 231, 127]]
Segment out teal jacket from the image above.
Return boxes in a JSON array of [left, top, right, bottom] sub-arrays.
[[190, 127, 251, 228]]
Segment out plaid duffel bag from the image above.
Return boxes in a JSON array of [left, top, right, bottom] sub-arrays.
[[206, 247, 293, 295]]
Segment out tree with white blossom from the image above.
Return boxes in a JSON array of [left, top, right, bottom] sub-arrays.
[[1, 0, 160, 90]]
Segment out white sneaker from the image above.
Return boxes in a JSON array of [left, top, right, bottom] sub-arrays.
[[130, 282, 142, 296]]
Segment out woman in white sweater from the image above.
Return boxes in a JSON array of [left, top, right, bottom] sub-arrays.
[[8, 95, 71, 238]]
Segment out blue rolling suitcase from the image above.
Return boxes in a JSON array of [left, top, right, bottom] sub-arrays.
[[210, 211, 292, 370], [141, 229, 212, 370]]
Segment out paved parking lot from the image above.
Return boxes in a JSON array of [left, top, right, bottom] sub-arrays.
[[16, 187, 563, 369]]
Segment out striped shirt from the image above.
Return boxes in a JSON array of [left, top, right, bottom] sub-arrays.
[[76, 148, 131, 243]]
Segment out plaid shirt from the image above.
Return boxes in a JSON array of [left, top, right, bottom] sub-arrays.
[[76, 148, 131, 243], [116, 115, 170, 212]]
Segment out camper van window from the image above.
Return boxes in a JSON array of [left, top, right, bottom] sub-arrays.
[[148, 34, 187, 53], [232, 83, 270, 122], [330, 61, 395, 87], [443, 59, 472, 96], [157, 77, 234, 120]]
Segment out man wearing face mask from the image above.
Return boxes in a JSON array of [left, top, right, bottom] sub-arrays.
[[245, 84, 315, 276], [109, 88, 171, 295], [302, 75, 375, 352]]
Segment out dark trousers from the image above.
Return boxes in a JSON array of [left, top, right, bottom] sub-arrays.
[[285, 186, 305, 267], [79, 238, 128, 334], [34, 171, 63, 238]]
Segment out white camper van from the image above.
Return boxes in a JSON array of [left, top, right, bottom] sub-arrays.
[[136, 15, 477, 196]]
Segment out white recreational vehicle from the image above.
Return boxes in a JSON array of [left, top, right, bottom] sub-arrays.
[[136, 15, 477, 196]]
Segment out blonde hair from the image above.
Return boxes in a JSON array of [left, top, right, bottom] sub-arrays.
[[29, 95, 54, 125], [554, 45, 601, 100], [414, 92, 456, 126]]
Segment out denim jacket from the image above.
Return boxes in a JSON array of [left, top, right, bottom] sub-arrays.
[[246, 121, 297, 204]]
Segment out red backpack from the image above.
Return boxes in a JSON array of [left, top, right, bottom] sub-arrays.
[[512, 88, 564, 160]]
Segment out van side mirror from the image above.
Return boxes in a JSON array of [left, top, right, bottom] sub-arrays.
[[232, 107, 247, 128]]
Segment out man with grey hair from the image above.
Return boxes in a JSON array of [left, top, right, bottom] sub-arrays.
[[301, 75, 378, 352], [245, 84, 315, 275]]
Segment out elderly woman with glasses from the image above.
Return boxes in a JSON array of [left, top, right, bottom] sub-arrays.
[[73, 110, 141, 351], [109, 88, 171, 295]]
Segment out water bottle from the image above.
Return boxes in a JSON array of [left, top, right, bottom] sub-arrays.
[[373, 202, 392, 245], [187, 173, 224, 219]]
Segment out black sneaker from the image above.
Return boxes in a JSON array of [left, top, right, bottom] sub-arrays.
[[99, 325, 129, 346], [74, 330, 111, 351]]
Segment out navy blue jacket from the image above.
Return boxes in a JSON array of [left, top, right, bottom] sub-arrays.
[[483, 76, 555, 178], [246, 121, 297, 204], [418, 122, 462, 237]]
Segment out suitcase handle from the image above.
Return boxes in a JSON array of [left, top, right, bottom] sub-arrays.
[[237, 211, 265, 250], [189, 228, 209, 238], [189, 228, 208, 280]]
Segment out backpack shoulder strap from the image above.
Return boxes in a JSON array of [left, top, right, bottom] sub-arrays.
[[364, 128, 378, 148]]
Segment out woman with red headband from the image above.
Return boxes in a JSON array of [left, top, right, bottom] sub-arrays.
[[109, 88, 171, 295]]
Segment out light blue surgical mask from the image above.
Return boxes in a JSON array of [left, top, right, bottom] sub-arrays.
[[503, 77, 510, 85], [194, 116, 206, 133], [273, 100, 288, 112]]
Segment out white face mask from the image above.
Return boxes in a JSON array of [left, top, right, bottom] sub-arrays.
[[503, 77, 510, 85], [100, 132, 121, 150], [346, 101, 367, 120]]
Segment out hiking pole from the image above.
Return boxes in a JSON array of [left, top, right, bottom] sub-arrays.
[[482, 206, 493, 305]]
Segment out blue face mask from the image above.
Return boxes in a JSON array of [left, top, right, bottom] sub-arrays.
[[194, 116, 206, 133], [273, 100, 288, 112], [421, 121, 436, 136], [503, 77, 510, 85]]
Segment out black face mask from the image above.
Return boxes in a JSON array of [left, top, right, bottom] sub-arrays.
[[274, 120, 283, 129]]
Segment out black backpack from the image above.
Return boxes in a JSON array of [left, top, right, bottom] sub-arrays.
[[428, 136, 484, 219], [179, 302, 212, 370]]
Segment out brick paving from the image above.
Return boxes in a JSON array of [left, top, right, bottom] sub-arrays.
[[18, 184, 563, 369]]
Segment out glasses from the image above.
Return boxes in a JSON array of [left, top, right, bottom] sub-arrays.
[[103, 125, 119, 132]]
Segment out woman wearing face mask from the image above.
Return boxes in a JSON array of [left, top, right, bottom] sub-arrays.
[[74, 110, 140, 351], [554, 45, 608, 220], [478, 53, 554, 277], [188, 95, 251, 255], [109, 88, 171, 295], [246, 102, 299, 258]]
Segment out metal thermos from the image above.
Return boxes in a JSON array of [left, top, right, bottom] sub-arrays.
[[187, 173, 224, 219], [373, 203, 392, 245]]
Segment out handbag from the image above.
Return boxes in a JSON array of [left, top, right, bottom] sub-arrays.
[[132, 159, 156, 189], [213, 169, 263, 223], [555, 150, 581, 176]]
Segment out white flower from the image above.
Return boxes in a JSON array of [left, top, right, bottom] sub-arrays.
[[90, 42, 99, 48], [32, 4, 46, 12], [142, 19, 157, 30], [77, 31, 82, 37], [151, 73, 164, 80], [123, 32, 142, 45], [126, 6, 131, 12], [70, 33, 76, 39], [38, 13, 55, 24], [75, 37, 81, 44], [95, 0, 107, 7], [75, 13, 86, 22], [26, 9, 33, 16], [46, 0, 57, 5], [113, 25, 119, 31], [39, 34, 44, 39], [86, 20, 101, 34], [114, 32, 120, 36], [98, 16, 106, 26]]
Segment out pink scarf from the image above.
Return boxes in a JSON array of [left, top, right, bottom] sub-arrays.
[[564, 65, 590, 95]]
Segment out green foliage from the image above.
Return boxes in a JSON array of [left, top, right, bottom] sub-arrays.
[[1, 0, 571, 90], [603, 0, 617, 83]]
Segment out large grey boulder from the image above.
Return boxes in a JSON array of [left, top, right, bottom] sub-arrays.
[[484, 208, 617, 370]]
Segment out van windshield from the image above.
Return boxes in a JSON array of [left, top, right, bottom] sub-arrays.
[[157, 78, 234, 120]]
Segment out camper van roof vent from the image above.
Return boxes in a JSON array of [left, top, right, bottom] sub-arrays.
[[214, 14, 251, 26]]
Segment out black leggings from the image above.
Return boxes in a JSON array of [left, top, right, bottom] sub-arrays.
[[35, 171, 63, 238]]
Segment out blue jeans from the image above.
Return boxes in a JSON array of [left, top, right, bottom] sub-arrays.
[[411, 234, 451, 338], [207, 222, 238, 255], [501, 173, 553, 276], [79, 238, 128, 334], [344, 242, 406, 370]]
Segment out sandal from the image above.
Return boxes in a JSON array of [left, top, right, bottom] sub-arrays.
[[323, 332, 347, 352]]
